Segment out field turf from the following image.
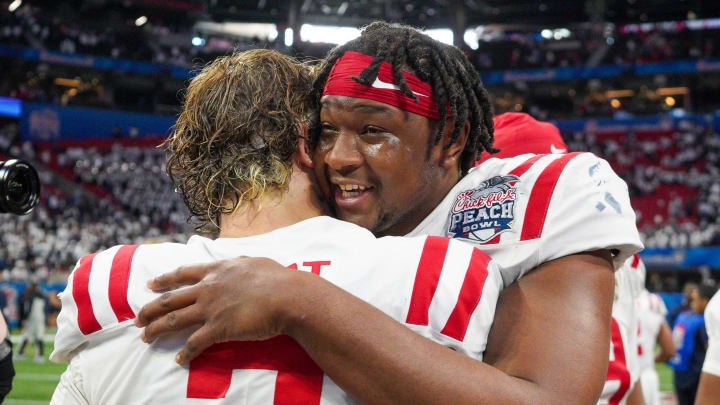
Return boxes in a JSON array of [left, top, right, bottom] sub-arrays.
[[6, 337, 679, 404]]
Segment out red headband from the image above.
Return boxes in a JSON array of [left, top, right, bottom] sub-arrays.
[[322, 51, 441, 120]]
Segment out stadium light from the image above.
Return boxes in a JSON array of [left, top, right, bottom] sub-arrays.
[[424, 28, 453, 46], [191, 36, 205, 47], [464, 29, 479, 50], [299, 24, 359, 45], [541, 29, 553, 39], [8, 0, 21, 12], [284, 28, 293, 47], [665, 97, 676, 107], [135, 16, 148, 27]]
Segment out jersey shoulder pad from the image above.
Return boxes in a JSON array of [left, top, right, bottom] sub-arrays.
[[535, 153, 643, 270]]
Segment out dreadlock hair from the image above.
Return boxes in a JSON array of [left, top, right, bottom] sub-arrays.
[[313, 21, 498, 175]]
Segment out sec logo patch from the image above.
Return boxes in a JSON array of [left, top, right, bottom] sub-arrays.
[[448, 175, 518, 243]]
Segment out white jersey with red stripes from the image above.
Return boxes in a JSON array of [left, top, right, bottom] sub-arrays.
[[407, 152, 643, 287], [637, 290, 668, 371], [636, 289, 668, 405], [598, 255, 643, 405], [703, 291, 720, 377], [50, 216, 503, 405]]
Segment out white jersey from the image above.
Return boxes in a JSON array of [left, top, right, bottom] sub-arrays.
[[598, 255, 643, 405], [408, 152, 643, 287], [636, 289, 668, 405], [50, 216, 503, 405], [702, 291, 720, 377], [637, 290, 668, 371]]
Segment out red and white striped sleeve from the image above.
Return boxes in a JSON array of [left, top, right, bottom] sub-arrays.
[[50, 245, 141, 363], [402, 236, 503, 359], [535, 153, 643, 270]]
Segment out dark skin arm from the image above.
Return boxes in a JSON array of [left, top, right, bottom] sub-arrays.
[[695, 373, 720, 405], [626, 381, 646, 405], [137, 250, 614, 404], [655, 321, 676, 363]]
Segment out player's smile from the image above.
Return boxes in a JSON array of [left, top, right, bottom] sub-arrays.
[[330, 179, 376, 213]]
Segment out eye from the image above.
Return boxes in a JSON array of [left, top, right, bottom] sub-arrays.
[[320, 124, 338, 136], [362, 126, 385, 135]]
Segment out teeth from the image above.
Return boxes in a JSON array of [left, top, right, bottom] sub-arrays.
[[339, 184, 368, 191]]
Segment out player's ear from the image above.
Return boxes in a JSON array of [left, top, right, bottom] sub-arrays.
[[296, 123, 314, 168], [439, 119, 470, 170]]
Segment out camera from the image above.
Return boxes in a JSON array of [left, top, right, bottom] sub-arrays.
[[0, 159, 40, 215]]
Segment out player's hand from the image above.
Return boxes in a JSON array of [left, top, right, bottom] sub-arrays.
[[135, 256, 306, 365]]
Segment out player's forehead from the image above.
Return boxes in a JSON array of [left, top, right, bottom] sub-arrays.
[[320, 95, 411, 122]]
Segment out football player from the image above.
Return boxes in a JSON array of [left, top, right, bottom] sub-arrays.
[[475, 112, 648, 405], [696, 287, 720, 405], [50, 50, 505, 404], [140, 22, 642, 403], [634, 256, 676, 405]]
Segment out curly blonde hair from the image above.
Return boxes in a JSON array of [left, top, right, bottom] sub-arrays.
[[165, 49, 318, 232]]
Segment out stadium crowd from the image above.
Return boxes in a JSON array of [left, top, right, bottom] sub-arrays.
[[0, 134, 188, 286], [6, 2, 720, 74]]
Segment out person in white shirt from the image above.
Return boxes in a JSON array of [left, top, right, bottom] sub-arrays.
[[633, 255, 675, 405], [695, 288, 720, 405], [50, 49, 505, 404]]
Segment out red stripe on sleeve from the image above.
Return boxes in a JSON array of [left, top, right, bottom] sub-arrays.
[[483, 154, 546, 245], [631, 253, 640, 269], [108, 245, 140, 322], [440, 248, 491, 341], [508, 154, 546, 177], [405, 236, 451, 326], [520, 152, 585, 241], [72, 253, 102, 335]]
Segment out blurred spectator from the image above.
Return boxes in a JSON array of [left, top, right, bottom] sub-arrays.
[[670, 283, 718, 405], [15, 282, 48, 363]]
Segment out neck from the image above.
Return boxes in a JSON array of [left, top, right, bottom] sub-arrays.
[[218, 165, 326, 238]]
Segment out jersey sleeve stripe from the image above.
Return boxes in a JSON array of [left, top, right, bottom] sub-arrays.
[[508, 154, 546, 177], [405, 236, 451, 326], [520, 152, 585, 241], [631, 253, 640, 269], [108, 244, 140, 323], [440, 248, 491, 341], [72, 253, 102, 335], [481, 155, 546, 245]]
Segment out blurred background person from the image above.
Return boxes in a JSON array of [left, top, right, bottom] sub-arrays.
[[635, 256, 676, 405], [670, 283, 717, 405], [14, 282, 48, 363]]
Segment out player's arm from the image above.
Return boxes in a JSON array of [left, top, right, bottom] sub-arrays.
[[696, 373, 720, 405], [482, 250, 615, 403], [137, 250, 613, 405], [655, 320, 676, 363], [626, 380, 646, 405]]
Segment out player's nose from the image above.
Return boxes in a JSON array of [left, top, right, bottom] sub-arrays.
[[324, 132, 363, 174]]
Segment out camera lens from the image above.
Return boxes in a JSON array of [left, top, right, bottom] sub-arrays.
[[0, 159, 40, 215]]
